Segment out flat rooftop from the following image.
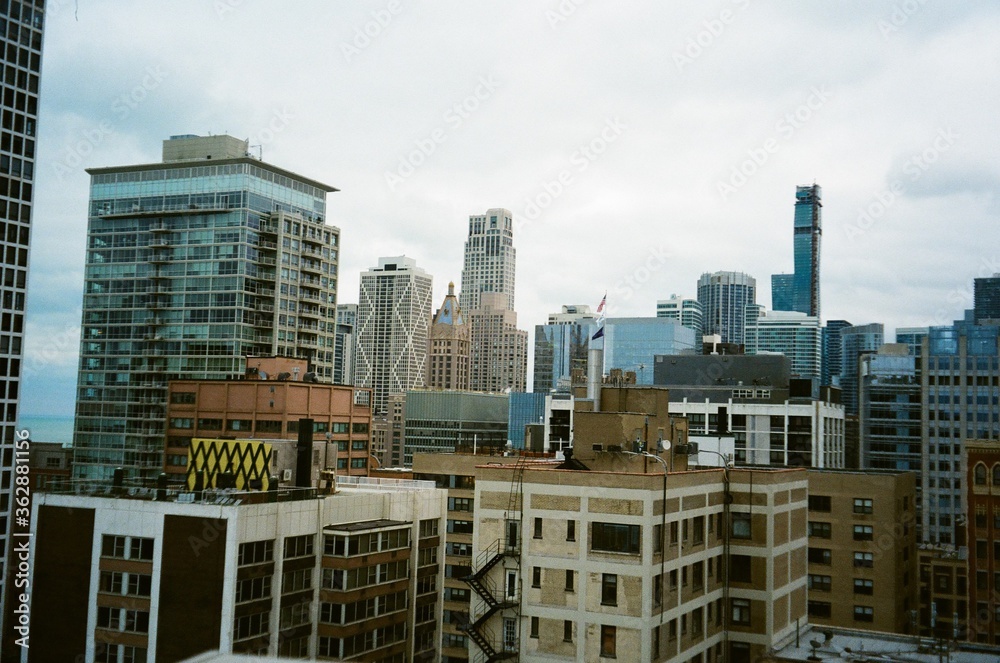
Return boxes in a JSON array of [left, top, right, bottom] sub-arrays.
[[770, 625, 1000, 663]]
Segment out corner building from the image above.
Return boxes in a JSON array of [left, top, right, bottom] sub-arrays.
[[471, 459, 809, 662], [74, 134, 340, 481]]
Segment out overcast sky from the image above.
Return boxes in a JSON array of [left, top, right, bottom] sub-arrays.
[[19, 0, 1000, 417]]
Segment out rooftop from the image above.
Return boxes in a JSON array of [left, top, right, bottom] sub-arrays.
[[769, 625, 1000, 663]]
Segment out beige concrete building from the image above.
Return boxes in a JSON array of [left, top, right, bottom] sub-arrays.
[[413, 452, 524, 663], [470, 460, 809, 662], [805, 469, 918, 634]]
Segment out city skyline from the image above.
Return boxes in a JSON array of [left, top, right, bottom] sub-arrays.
[[21, 2, 1000, 416]]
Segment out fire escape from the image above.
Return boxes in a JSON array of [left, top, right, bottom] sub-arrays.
[[461, 456, 526, 662]]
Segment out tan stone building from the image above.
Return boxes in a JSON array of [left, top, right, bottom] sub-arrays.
[[805, 469, 918, 634], [470, 460, 809, 662], [428, 282, 471, 391], [468, 292, 528, 394]]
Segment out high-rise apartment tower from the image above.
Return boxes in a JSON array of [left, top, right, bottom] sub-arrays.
[[73, 134, 340, 481]]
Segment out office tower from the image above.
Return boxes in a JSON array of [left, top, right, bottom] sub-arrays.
[[356, 256, 432, 415], [602, 317, 697, 384], [744, 308, 822, 380], [0, 1, 43, 655], [467, 292, 528, 393], [333, 303, 356, 385], [507, 391, 545, 450], [29, 475, 446, 662], [655, 354, 845, 468], [792, 183, 822, 317], [533, 305, 597, 393], [920, 321, 1000, 545], [460, 207, 515, 312], [696, 271, 756, 346], [895, 326, 928, 358], [839, 323, 884, 417], [427, 282, 470, 391], [72, 135, 339, 482], [655, 294, 704, 339], [805, 469, 918, 635], [974, 275, 1000, 323], [771, 273, 794, 311], [821, 319, 852, 386], [402, 390, 508, 464]]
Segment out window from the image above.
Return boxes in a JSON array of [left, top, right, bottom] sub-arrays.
[[808, 574, 831, 591], [567, 519, 576, 541], [808, 521, 831, 538], [602, 574, 617, 606], [730, 554, 752, 583], [564, 619, 573, 642], [99, 571, 124, 594], [853, 525, 874, 541], [448, 497, 473, 512], [853, 498, 873, 514], [808, 495, 831, 512], [808, 547, 831, 565], [853, 605, 874, 622], [854, 578, 874, 595], [238, 540, 274, 566], [284, 535, 314, 559], [127, 574, 152, 597], [600, 625, 616, 657], [853, 551, 874, 568], [530, 616, 539, 638], [130, 538, 153, 561], [532, 566, 541, 588], [693, 516, 705, 544], [994, 464, 1000, 486], [591, 523, 640, 554], [565, 569, 574, 592], [808, 601, 832, 618], [731, 598, 751, 625], [534, 517, 543, 539], [102, 535, 127, 559], [731, 512, 751, 539], [975, 463, 987, 485]]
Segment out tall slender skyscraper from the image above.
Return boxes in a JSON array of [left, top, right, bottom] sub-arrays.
[[73, 135, 340, 481], [696, 271, 757, 346], [792, 183, 822, 318], [468, 292, 528, 393], [1, 1, 44, 655], [356, 256, 432, 414], [460, 207, 515, 312]]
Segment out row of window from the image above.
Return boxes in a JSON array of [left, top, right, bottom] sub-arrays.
[[807, 574, 874, 594], [808, 601, 875, 622], [808, 495, 875, 514], [808, 522, 879, 540], [807, 547, 878, 568]]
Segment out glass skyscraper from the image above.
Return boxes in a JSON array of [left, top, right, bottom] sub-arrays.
[[743, 309, 822, 380], [791, 184, 822, 318], [602, 317, 697, 384], [74, 135, 340, 480], [1, 1, 44, 655], [533, 305, 597, 393], [839, 322, 884, 416], [655, 294, 703, 340], [696, 271, 756, 346]]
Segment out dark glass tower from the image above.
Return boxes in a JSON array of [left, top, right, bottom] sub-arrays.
[[0, 0, 43, 655], [792, 184, 822, 318]]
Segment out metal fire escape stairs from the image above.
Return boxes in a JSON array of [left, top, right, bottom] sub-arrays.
[[461, 455, 527, 662]]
